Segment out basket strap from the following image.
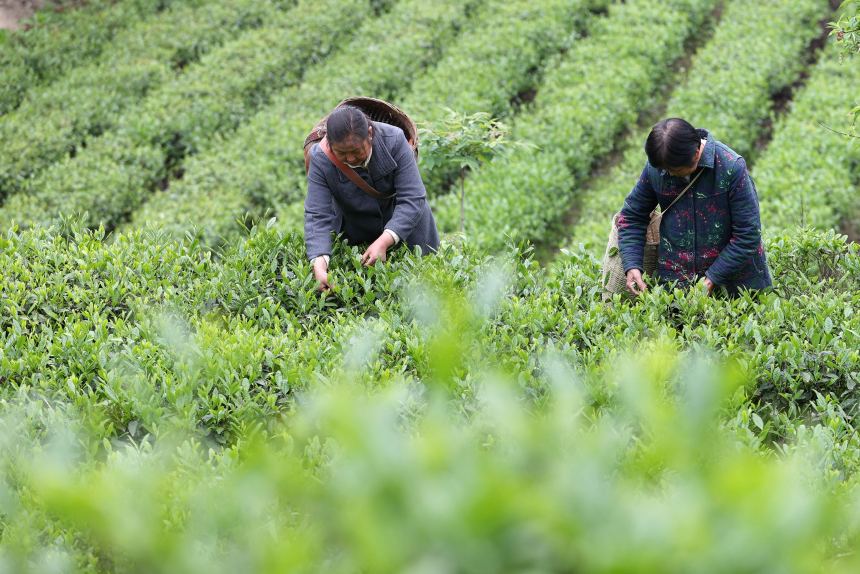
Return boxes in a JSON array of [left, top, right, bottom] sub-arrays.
[[661, 168, 704, 215], [319, 137, 392, 200]]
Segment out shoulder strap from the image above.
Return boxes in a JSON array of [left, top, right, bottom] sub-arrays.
[[662, 168, 704, 214], [319, 137, 391, 200]]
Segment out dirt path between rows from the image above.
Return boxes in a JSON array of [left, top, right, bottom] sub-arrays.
[[0, 0, 44, 30]]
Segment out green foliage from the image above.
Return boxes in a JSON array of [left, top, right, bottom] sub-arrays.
[[0, 0, 288, 199], [831, 0, 860, 57], [0, 356, 850, 573], [0, 0, 364, 232], [401, 0, 610, 194], [0, 223, 859, 571], [0, 0, 183, 116], [420, 111, 517, 177], [128, 0, 486, 244], [753, 43, 860, 234], [0, 222, 856, 455], [431, 0, 719, 250], [420, 111, 521, 234], [130, 0, 606, 245], [561, 0, 834, 253]]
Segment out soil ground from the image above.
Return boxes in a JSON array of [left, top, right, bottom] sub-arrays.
[[0, 0, 44, 30]]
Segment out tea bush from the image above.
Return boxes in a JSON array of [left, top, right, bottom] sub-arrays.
[[129, 0, 539, 244], [0, 0, 369, 231], [0, 0, 291, 198], [0, 223, 858, 572], [1, 222, 857, 451], [430, 0, 719, 250], [388, 0, 611, 195], [754, 43, 860, 233], [0, 0, 180, 115], [561, 0, 834, 253]]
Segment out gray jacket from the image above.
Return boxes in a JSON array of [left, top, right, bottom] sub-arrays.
[[304, 121, 440, 260]]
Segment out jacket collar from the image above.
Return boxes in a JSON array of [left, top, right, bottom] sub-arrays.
[[696, 128, 715, 169], [368, 124, 398, 180]]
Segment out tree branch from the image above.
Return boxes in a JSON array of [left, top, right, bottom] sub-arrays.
[[817, 121, 860, 139]]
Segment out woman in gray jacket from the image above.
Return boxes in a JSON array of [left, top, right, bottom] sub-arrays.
[[304, 106, 439, 290]]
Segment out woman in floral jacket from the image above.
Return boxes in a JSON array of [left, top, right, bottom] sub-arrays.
[[617, 118, 772, 297]]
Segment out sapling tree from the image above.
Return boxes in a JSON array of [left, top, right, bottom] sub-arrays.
[[830, 1, 860, 130], [419, 110, 523, 236], [832, 1, 860, 57]]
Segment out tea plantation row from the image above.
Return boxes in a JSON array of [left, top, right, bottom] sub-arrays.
[[562, 0, 836, 253], [2, 0, 850, 251], [0, 0, 183, 115], [428, 0, 720, 250], [434, 0, 849, 251], [128, 0, 610, 244], [0, 0, 296, 197], [0, 0, 380, 230], [755, 44, 860, 234], [138, 0, 715, 246]]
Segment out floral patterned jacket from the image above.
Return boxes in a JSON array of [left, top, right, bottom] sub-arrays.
[[617, 129, 772, 293]]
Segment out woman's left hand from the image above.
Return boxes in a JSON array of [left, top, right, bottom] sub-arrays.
[[361, 233, 395, 266]]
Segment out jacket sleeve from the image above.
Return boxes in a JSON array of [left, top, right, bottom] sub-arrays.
[[384, 131, 428, 240], [304, 147, 342, 261], [704, 157, 762, 285], [618, 164, 658, 274]]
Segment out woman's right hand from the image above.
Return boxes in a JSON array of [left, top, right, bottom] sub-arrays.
[[626, 269, 646, 296], [313, 257, 331, 291]]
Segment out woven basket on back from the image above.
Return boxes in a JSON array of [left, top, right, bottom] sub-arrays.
[[303, 97, 418, 173]]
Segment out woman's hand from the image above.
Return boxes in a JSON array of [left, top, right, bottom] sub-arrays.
[[626, 269, 647, 296], [313, 257, 331, 291], [361, 233, 395, 266], [699, 275, 715, 295]]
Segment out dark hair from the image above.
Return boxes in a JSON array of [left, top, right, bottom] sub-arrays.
[[326, 106, 370, 144], [644, 118, 700, 170]]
